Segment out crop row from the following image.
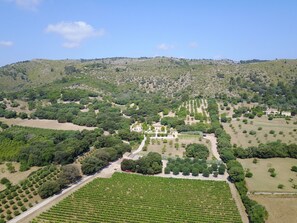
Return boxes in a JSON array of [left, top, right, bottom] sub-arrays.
[[0, 165, 59, 222], [33, 173, 242, 223]]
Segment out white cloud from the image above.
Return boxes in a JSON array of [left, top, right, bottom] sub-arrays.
[[0, 41, 14, 47], [10, 0, 42, 10], [45, 21, 105, 48], [157, 43, 174, 50], [189, 41, 198, 48]]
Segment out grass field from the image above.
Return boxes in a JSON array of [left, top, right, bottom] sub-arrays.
[[239, 158, 297, 192], [222, 116, 297, 148], [249, 194, 297, 223], [142, 134, 211, 159], [33, 173, 242, 223]]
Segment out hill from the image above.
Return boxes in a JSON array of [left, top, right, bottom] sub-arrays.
[[0, 57, 296, 110]]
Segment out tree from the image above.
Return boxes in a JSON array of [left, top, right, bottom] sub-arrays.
[[192, 168, 199, 176], [227, 160, 245, 182], [121, 159, 136, 172], [185, 143, 209, 159], [164, 167, 170, 174], [182, 167, 190, 176], [58, 164, 81, 188], [38, 181, 60, 199], [218, 165, 226, 175], [81, 157, 106, 175], [202, 169, 210, 177]]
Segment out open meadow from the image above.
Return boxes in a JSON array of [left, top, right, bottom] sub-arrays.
[[32, 172, 242, 223], [238, 158, 297, 192], [222, 116, 297, 148], [249, 194, 297, 223]]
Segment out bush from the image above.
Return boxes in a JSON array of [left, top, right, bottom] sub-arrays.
[[245, 172, 253, 178], [291, 166, 297, 172], [278, 184, 284, 189], [269, 130, 275, 134], [202, 169, 209, 177], [164, 167, 170, 174], [172, 167, 179, 175], [249, 130, 257, 135], [270, 172, 276, 177], [192, 168, 199, 176], [218, 165, 226, 175], [182, 167, 190, 176]]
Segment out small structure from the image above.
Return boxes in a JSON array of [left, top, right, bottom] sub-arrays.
[[130, 123, 143, 133], [152, 122, 165, 132]]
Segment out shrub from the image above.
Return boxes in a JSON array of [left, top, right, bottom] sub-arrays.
[[192, 168, 199, 176], [245, 172, 253, 178], [218, 165, 225, 175], [269, 130, 275, 134], [164, 167, 170, 174], [270, 172, 277, 177], [291, 166, 297, 172], [172, 167, 179, 175], [249, 130, 256, 135], [182, 167, 190, 176], [202, 169, 209, 177], [278, 184, 284, 189]]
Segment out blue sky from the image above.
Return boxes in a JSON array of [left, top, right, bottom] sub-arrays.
[[0, 0, 297, 66]]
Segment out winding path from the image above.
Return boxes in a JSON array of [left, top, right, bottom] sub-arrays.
[[204, 134, 249, 223]]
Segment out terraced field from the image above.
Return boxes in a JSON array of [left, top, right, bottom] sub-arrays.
[[33, 173, 242, 223]]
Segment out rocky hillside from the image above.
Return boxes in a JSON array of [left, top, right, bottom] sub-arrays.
[[1, 57, 297, 99]]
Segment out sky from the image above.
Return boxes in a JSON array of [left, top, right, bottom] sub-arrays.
[[0, 0, 297, 66]]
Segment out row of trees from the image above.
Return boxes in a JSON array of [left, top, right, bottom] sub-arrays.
[[234, 141, 297, 159], [207, 99, 268, 223], [121, 152, 162, 175], [165, 158, 225, 177]]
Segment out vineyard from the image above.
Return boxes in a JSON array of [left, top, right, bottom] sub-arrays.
[[33, 173, 242, 223], [178, 99, 210, 125]]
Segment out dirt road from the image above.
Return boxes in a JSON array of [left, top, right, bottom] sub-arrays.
[[204, 133, 221, 160], [203, 134, 249, 223]]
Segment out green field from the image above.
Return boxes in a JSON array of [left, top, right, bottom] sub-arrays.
[[33, 173, 242, 223]]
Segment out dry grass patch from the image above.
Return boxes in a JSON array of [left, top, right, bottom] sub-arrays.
[[0, 162, 40, 191], [239, 158, 297, 192], [222, 116, 297, 147], [143, 134, 211, 159], [0, 118, 96, 131], [249, 194, 297, 223]]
